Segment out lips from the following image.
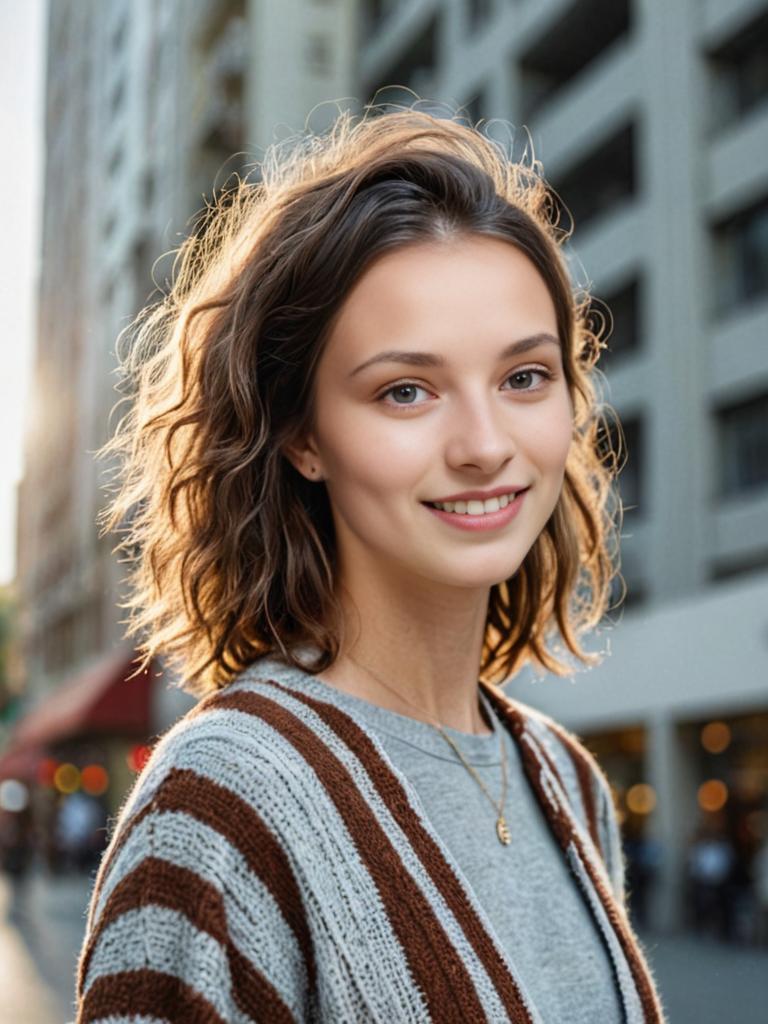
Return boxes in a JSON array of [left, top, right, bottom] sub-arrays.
[[427, 484, 530, 503], [423, 488, 528, 531], [422, 486, 529, 511]]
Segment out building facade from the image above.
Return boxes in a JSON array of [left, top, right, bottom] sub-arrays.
[[16, 0, 357, 733]]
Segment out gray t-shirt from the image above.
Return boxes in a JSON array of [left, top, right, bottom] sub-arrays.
[[326, 685, 624, 1024]]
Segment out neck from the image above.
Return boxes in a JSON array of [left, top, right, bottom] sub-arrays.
[[316, 562, 494, 735]]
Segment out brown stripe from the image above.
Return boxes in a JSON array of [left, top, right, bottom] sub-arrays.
[[252, 680, 535, 1023], [485, 688, 666, 1023], [78, 766, 314, 1004], [540, 717, 603, 858], [79, 799, 158, 989], [78, 967, 227, 1023], [204, 685, 502, 1023], [77, 856, 295, 1024]]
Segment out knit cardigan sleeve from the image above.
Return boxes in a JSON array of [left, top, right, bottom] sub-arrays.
[[74, 734, 312, 1024], [595, 767, 627, 906], [517, 705, 628, 908]]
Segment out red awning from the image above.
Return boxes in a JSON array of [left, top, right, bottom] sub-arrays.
[[8, 647, 155, 750], [0, 742, 47, 782]]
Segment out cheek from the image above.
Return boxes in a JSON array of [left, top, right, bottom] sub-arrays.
[[522, 401, 573, 470], [318, 412, 429, 500]]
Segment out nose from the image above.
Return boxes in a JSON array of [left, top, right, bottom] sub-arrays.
[[443, 393, 518, 474]]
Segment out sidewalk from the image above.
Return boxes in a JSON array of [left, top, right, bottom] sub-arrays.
[[0, 864, 94, 1024], [637, 927, 768, 1023]]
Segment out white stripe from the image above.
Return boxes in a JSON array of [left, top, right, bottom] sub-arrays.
[[525, 715, 589, 821], [567, 843, 646, 1024], [85, 808, 307, 1016], [85, 1017, 170, 1024], [83, 905, 255, 1024]]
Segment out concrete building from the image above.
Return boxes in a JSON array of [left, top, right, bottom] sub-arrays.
[[14, 0, 358, 745], [11, 0, 359, 819], [355, 0, 768, 931], [16, 0, 189, 746]]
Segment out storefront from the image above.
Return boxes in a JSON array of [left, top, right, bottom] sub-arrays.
[[0, 647, 160, 873]]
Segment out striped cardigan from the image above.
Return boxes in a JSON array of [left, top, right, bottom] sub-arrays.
[[75, 659, 666, 1023]]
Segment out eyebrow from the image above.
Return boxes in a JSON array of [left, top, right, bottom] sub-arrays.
[[348, 331, 561, 378]]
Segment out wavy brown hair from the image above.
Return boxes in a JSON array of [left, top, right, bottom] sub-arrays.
[[98, 104, 625, 699]]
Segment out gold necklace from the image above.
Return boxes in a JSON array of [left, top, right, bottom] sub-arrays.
[[345, 653, 511, 845]]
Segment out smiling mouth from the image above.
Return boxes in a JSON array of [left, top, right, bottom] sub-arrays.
[[422, 488, 528, 516]]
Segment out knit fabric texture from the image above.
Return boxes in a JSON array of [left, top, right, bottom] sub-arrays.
[[329, 685, 625, 1022], [74, 654, 667, 1023]]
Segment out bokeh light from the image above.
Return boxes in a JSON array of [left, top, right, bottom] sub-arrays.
[[700, 721, 731, 754], [625, 783, 656, 815], [127, 744, 152, 772], [53, 762, 80, 794], [697, 778, 728, 812], [0, 778, 30, 812], [80, 763, 109, 796], [37, 757, 58, 787]]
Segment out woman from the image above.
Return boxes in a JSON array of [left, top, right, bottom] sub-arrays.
[[75, 107, 666, 1022]]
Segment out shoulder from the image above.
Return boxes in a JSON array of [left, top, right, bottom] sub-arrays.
[[106, 673, 331, 848], [77, 675, 319, 1020]]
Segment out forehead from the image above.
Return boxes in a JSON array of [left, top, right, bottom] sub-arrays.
[[324, 235, 559, 364]]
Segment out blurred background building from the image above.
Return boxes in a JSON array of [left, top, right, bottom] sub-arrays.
[[1, 0, 766, 951]]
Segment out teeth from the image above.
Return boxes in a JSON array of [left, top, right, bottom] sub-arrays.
[[432, 492, 518, 515]]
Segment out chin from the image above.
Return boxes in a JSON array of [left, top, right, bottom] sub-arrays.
[[418, 557, 526, 591]]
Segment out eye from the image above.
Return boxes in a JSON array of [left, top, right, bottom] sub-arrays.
[[502, 367, 554, 391], [376, 382, 432, 407]]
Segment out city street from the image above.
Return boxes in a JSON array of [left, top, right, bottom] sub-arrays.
[[0, 868, 766, 1023], [0, 866, 92, 1024]]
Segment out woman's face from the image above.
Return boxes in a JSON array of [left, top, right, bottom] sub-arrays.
[[294, 234, 574, 593]]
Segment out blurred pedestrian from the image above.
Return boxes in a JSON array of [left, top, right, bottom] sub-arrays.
[[55, 792, 105, 873], [753, 833, 768, 947], [0, 802, 35, 920], [686, 823, 736, 939], [623, 827, 662, 930]]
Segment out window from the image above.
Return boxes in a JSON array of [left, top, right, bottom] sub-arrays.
[[360, 0, 398, 41], [551, 121, 637, 236], [107, 145, 123, 179], [306, 33, 334, 76], [591, 276, 642, 370], [111, 12, 128, 54], [110, 76, 125, 116], [368, 13, 439, 105], [598, 412, 643, 516], [716, 391, 768, 497], [467, 0, 493, 34], [706, 9, 768, 129], [143, 170, 155, 207], [711, 195, 768, 315], [103, 212, 116, 241], [463, 88, 487, 125], [616, 416, 642, 517], [519, 0, 631, 119]]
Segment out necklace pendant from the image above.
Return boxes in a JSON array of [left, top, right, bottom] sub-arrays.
[[496, 814, 511, 845]]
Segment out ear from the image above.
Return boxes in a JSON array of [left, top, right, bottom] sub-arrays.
[[281, 435, 325, 483]]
